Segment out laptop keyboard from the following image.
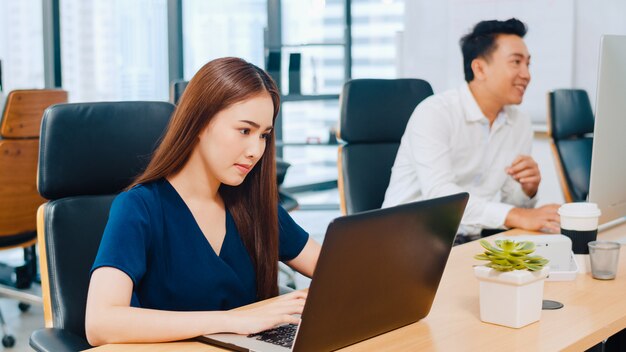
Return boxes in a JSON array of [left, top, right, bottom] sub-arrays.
[[248, 324, 297, 348]]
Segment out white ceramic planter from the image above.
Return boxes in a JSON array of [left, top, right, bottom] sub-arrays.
[[474, 266, 550, 328]]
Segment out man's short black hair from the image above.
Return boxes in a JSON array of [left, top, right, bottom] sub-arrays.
[[460, 18, 527, 82]]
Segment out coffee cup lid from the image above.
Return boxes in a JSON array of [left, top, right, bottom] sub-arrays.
[[558, 202, 602, 217]]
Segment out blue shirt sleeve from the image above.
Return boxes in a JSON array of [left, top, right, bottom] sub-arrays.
[[278, 205, 309, 261], [91, 190, 152, 286]]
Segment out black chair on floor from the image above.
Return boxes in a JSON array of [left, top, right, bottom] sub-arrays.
[[30, 101, 175, 351], [547, 89, 594, 202], [337, 78, 434, 215]]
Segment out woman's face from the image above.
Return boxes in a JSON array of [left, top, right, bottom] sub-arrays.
[[197, 93, 274, 186]]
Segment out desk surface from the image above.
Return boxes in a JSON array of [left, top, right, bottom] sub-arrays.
[[88, 224, 626, 352]]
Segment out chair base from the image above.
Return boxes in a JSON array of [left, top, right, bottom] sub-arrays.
[[0, 245, 38, 289]]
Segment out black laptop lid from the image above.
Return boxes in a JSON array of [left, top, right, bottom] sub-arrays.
[[293, 192, 469, 352]]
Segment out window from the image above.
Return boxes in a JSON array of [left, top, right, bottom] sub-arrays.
[[351, 0, 404, 79], [182, 0, 267, 79], [279, 0, 405, 208], [278, 1, 345, 206], [281, 0, 346, 95], [0, 0, 45, 93], [60, 0, 169, 102]]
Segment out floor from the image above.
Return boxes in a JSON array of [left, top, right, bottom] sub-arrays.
[[0, 298, 43, 352], [0, 243, 41, 350]]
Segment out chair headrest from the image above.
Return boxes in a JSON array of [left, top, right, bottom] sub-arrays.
[[339, 79, 433, 143], [549, 89, 594, 139], [38, 101, 175, 200], [170, 80, 189, 105]]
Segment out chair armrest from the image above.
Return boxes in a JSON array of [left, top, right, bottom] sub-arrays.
[[279, 284, 295, 295], [278, 191, 299, 212], [276, 159, 291, 186], [30, 328, 92, 352]]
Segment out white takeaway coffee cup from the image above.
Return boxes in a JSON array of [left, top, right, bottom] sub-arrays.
[[558, 203, 602, 273]]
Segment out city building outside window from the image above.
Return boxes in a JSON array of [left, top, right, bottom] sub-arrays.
[[60, 0, 169, 102], [0, 0, 45, 94]]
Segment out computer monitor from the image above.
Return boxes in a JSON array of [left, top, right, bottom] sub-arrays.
[[588, 35, 626, 227]]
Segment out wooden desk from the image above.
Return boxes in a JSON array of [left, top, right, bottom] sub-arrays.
[[88, 224, 626, 352]]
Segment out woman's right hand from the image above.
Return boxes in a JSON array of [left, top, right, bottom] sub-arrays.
[[228, 290, 307, 335], [87, 268, 306, 344]]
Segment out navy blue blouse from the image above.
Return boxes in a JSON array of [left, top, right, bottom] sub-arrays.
[[91, 179, 308, 311]]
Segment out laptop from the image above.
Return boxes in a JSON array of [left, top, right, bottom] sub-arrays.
[[199, 192, 469, 352]]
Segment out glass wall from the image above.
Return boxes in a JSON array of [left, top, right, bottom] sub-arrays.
[[351, 0, 404, 78], [60, 0, 169, 102], [0, 0, 45, 93], [282, 0, 345, 95], [279, 0, 344, 205], [0, 0, 404, 208], [182, 0, 267, 79], [280, 0, 405, 208]]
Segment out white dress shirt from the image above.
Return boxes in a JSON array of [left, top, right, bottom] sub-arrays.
[[382, 84, 536, 235]]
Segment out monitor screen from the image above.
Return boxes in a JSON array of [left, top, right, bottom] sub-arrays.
[[588, 35, 626, 226]]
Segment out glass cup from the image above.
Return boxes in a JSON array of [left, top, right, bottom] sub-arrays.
[[588, 241, 621, 280]]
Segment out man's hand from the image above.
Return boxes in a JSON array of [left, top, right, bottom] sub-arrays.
[[505, 204, 561, 233], [506, 155, 541, 198]]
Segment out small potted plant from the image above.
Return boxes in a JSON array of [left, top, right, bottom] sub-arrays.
[[473, 239, 550, 328]]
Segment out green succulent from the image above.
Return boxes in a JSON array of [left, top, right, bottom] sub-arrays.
[[474, 239, 549, 272]]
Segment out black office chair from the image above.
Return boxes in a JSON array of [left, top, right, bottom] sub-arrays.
[[30, 101, 175, 352], [169, 79, 298, 211], [337, 78, 433, 215], [547, 89, 594, 202]]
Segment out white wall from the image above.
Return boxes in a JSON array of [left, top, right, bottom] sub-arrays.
[[572, 1, 626, 104], [398, 0, 626, 123]]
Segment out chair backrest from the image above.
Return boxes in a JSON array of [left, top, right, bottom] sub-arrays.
[[37, 101, 175, 339], [338, 79, 433, 215], [0, 89, 67, 239], [1, 89, 68, 138], [547, 89, 594, 202], [170, 80, 189, 105]]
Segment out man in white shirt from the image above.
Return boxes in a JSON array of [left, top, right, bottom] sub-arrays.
[[383, 18, 560, 237]]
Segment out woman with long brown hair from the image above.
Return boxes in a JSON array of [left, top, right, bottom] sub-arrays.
[[85, 57, 321, 345]]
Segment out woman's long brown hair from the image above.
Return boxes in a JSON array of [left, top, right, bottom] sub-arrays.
[[129, 57, 281, 300]]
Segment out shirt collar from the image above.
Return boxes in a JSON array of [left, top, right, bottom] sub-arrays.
[[460, 83, 516, 125]]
